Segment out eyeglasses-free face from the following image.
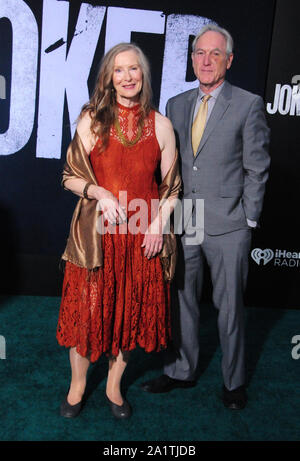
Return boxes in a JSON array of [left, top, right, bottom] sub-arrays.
[[192, 31, 233, 93]]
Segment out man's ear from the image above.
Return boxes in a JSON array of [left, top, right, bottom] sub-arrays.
[[227, 53, 234, 70]]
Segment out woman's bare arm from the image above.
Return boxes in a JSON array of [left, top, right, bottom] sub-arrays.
[[63, 112, 126, 223], [141, 112, 177, 258]]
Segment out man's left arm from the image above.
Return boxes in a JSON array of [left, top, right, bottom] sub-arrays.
[[242, 96, 271, 226]]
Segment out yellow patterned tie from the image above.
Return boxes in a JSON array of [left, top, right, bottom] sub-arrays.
[[192, 94, 211, 156]]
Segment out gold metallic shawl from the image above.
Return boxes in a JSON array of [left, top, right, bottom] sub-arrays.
[[61, 130, 181, 281]]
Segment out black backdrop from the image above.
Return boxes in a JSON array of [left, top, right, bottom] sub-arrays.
[[0, 0, 299, 308]]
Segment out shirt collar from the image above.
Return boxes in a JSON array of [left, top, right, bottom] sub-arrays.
[[198, 81, 225, 101]]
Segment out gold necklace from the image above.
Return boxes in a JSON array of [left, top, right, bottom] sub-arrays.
[[114, 115, 143, 147]]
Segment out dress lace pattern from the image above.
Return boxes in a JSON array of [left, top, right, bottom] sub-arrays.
[[56, 103, 171, 362]]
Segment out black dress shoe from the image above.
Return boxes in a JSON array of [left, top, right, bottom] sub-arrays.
[[106, 395, 132, 419], [222, 385, 247, 410], [60, 395, 83, 418], [141, 374, 196, 393]]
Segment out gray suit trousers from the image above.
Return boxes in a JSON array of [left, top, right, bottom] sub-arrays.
[[164, 228, 252, 391]]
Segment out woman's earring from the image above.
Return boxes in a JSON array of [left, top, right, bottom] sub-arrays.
[[111, 87, 115, 101]]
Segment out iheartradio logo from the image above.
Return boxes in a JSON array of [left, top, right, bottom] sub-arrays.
[[251, 248, 274, 265], [251, 248, 300, 268]]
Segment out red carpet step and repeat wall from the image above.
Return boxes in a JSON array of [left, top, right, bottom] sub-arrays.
[[0, 0, 299, 308]]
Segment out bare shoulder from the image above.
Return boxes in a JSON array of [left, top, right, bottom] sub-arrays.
[[154, 111, 175, 154], [155, 111, 174, 132], [76, 110, 96, 153], [77, 110, 93, 134]]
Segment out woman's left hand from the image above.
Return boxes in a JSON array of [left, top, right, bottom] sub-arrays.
[[141, 219, 163, 259]]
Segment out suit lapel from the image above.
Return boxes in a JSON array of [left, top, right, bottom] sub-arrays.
[[185, 88, 198, 153], [195, 81, 232, 158]]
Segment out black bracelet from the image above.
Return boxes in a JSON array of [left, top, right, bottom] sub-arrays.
[[83, 182, 92, 199]]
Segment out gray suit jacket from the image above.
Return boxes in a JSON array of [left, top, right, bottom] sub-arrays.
[[166, 81, 270, 235]]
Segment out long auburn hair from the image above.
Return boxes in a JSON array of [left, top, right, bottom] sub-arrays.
[[80, 43, 153, 151]]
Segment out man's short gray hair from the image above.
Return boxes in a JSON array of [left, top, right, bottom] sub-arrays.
[[192, 24, 234, 56]]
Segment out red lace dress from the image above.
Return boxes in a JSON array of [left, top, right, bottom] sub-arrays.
[[56, 103, 171, 362]]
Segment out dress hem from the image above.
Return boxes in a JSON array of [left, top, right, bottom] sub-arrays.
[[56, 337, 170, 363]]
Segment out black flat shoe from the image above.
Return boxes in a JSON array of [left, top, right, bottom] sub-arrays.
[[60, 395, 83, 418], [141, 374, 196, 393], [222, 385, 247, 410], [106, 395, 132, 419]]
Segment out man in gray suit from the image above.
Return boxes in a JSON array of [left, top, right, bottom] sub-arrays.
[[142, 24, 270, 409]]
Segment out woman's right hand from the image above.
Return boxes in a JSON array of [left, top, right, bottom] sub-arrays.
[[90, 185, 127, 225]]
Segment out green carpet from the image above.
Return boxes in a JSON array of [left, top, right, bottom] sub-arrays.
[[0, 295, 299, 441]]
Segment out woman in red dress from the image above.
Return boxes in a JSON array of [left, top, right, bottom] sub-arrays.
[[57, 43, 180, 419]]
